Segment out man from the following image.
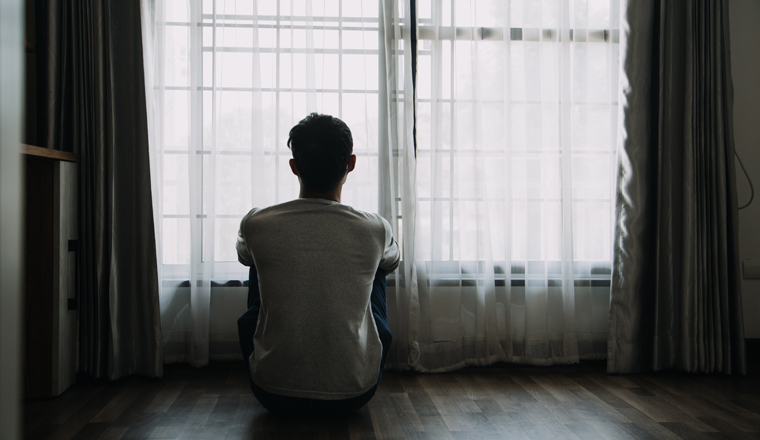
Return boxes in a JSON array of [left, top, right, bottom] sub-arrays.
[[236, 113, 400, 417]]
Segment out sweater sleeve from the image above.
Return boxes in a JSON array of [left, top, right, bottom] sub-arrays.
[[236, 209, 257, 267], [379, 216, 401, 274]]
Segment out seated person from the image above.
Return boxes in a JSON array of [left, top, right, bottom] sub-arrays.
[[236, 113, 400, 418]]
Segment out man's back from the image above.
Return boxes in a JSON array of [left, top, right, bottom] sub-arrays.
[[237, 198, 400, 400]]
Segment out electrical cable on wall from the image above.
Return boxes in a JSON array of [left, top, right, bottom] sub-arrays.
[[737, 151, 754, 210]]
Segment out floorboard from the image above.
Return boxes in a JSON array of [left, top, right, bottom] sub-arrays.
[[23, 362, 760, 439]]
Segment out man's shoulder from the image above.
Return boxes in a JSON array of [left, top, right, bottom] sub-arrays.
[[244, 199, 303, 219], [244, 199, 390, 231], [337, 204, 380, 219], [334, 205, 392, 231]]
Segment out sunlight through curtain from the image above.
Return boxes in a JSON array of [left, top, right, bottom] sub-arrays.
[[146, 0, 620, 369], [389, 0, 621, 370]]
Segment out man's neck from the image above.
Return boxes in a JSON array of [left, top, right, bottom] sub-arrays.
[[299, 187, 342, 203]]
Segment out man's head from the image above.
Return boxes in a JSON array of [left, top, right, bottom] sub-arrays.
[[287, 113, 355, 193]]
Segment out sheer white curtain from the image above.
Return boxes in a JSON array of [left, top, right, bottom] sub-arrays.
[[378, 0, 417, 369], [388, 0, 621, 371], [145, 0, 619, 369], [148, 0, 382, 365]]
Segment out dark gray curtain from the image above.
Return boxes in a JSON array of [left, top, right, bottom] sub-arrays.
[[608, 0, 745, 374], [42, 0, 162, 379]]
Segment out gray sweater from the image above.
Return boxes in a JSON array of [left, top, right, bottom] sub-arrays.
[[236, 198, 400, 400]]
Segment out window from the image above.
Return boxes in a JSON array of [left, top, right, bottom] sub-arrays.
[[156, 0, 383, 279], [152, 0, 619, 366], [413, 0, 618, 281], [154, 0, 618, 278]]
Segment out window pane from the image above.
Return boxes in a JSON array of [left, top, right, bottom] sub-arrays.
[[162, 90, 190, 149], [163, 218, 190, 264], [164, 26, 189, 87], [163, 154, 189, 215]]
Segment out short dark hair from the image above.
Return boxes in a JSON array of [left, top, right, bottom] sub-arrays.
[[287, 113, 353, 192]]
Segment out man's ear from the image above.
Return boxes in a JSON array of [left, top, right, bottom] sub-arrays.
[[347, 154, 357, 173], [289, 158, 299, 176]]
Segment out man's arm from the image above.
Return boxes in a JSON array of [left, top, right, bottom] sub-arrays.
[[236, 209, 257, 267], [379, 217, 401, 274]]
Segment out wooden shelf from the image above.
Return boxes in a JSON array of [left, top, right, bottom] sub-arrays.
[[22, 144, 78, 162]]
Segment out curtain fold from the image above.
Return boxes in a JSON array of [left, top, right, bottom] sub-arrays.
[[378, 0, 418, 369], [608, 0, 745, 374], [45, 0, 163, 379]]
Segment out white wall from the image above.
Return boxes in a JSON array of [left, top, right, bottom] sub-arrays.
[[730, 0, 760, 338]]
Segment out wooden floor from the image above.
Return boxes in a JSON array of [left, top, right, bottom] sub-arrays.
[[23, 361, 760, 439]]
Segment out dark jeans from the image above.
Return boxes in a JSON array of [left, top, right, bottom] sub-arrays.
[[237, 265, 392, 418]]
